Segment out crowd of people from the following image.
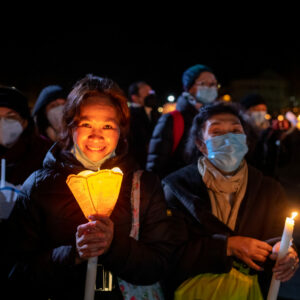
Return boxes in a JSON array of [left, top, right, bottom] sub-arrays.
[[0, 64, 299, 300]]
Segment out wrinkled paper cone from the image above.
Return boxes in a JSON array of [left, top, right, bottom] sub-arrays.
[[66, 167, 123, 218]]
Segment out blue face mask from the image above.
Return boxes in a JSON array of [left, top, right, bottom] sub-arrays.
[[205, 133, 248, 173]]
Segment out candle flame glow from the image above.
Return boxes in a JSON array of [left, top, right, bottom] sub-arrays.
[[291, 212, 298, 220]]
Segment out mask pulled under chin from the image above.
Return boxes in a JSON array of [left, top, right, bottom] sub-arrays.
[[0, 118, 23, 148], [71, 143, 116, 171], [205, 133, 248, 173]]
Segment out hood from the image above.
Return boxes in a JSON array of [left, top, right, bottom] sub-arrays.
[[32, 85, 66, 116], [176, 92, 199, 115]]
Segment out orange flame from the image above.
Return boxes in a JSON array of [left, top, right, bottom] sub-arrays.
[[291, 212, 298, 220]]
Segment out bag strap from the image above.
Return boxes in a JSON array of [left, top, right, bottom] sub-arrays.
[[170, 110, 184, 154], [129, 170, 144, 240]]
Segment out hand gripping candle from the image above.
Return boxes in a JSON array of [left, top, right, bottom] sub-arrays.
[[66, 167, 123, 300], [267, 212, 298, 300]]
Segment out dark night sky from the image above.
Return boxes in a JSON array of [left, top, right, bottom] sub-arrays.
[[2, 21, 300, 106]]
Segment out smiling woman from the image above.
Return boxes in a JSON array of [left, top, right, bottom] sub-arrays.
[[4, 74, 176, 300]]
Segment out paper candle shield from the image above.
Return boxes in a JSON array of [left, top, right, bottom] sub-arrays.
[[66, 167, 123, 219]]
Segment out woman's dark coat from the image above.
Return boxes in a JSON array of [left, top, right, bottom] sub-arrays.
[[161, 163, 289, 299], [5, 144, 177, 299]]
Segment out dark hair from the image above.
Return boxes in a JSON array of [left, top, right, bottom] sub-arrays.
[[128, 81, 148, 99], [184, 101, 249, 163], [59, 74, 130, 150]]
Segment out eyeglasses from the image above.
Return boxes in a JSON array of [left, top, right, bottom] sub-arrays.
[[195, 81, 220, 89]]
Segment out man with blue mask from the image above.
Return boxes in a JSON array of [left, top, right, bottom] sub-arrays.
[[147, 64, 219, 178], [161, 102, 299, 300]]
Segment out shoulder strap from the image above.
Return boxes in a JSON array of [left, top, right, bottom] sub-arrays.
[[170, 110, 184, 154], [129, 170, 144, 240]]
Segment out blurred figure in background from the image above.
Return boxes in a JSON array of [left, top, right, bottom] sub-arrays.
[[32, 84, 67, 144], [127, 81, 161, 168], [0, 86, 52, 186], [146, 64, 219, 178], [0, 86, 52, 297]]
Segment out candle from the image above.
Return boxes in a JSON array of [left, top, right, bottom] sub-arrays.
[[66, 167, 123, 300], [267, 212, 297, 300], [1, 158, 5, 188]]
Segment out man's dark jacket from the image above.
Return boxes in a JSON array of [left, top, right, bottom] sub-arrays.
[[146, 93, 198, 178]]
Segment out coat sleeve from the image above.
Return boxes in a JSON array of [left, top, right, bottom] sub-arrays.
[[99, 171, 179, 285], [146, 113, 174, 178], [5, 172, 79, 293]]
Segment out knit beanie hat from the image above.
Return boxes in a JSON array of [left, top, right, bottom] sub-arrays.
[[240, 93, 266, 110], [32, 85, 66, 116], [182, 64, 213, 91], [0, 86, 31, 120]]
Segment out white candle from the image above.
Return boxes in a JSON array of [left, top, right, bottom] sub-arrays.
[[84, 256, 98, 300], [1, 158, 5, 188], [267, 212, 297, 300]]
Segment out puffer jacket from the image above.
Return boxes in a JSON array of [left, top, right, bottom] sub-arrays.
[[146, 92, 198, 179], [4, 143, 178, 300]]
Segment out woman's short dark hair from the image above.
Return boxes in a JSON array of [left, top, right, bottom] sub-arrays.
[[59, 74, 130, 150], [184, 101, 249, 163]]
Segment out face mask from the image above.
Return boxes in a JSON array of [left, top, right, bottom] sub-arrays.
[[195, 86, 218, 104], [47, 105, 64, 131], [0, 118, 23, 148], [205, 133, 248, 173], [249, 111, 268, 129]]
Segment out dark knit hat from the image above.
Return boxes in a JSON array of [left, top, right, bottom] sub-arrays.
[[240, 93, 266, 110], [0, 86, 31, 120], [32, 85, 66, 116], [182, 64, 213, 91]]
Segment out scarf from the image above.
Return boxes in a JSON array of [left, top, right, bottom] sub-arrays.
[[197, 156, 248, 231]]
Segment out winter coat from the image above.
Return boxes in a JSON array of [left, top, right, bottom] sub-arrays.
[[146, 93, 198, 178], [4, 143, 177, 300], [128, 106, 158, 169], [161, 163, 289, 299], [0, 123, 52, 186]]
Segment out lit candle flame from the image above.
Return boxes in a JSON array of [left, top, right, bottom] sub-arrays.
[[291, 212, 298, 220]]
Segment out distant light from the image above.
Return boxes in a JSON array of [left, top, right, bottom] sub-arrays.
[[265, 114, 271, 120], [297, 115, 300, 121], [277, 115, 284, 121], [167, 95, 175, 102], [162, 103, 176, 114], [157, 107, 163, 113], [222, 94, 231, 102]]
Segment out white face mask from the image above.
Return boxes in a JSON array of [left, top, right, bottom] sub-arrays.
[[249, 111, 268, 129], [195, 86, 218, 104], [46, 105, 65, 132], [0, 118, 23, 148]]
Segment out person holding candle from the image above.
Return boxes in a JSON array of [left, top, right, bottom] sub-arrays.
[[3, 74, 176, 300], [161, 101, 299, 300]]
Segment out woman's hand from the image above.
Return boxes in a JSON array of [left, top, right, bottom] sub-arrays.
[[75, 214, 114, 262], [270, 242, 299, 282], [227, 236, 273, 271]]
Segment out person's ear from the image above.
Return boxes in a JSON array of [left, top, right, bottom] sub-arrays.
[[196, 139, 207, 155]]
